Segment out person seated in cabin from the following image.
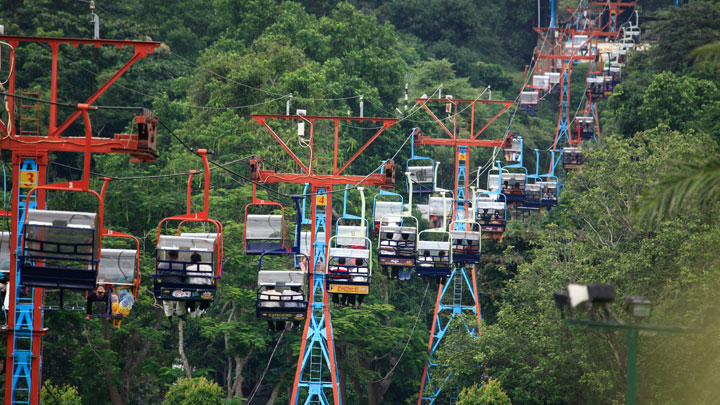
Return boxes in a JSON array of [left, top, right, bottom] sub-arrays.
[[347, 258, 368, 309], [85, 285, 109, 320], [186, 252, 212, 317], [157, 250, 186, 323], [513, 182, 521, 190], [480, 209, 491, 223], [503, 180, 510, 190], [260, 285, 285, 332], [298, 256, 309, 273], [283, 285, 304, 330], [418, 250, 433, 267], [331, 258, 349, 308]]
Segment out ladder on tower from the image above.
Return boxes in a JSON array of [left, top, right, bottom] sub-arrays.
[[18, 90, 40, 137], [315, 148, 331, 175]]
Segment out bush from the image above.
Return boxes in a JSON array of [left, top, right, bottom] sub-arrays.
[[458, 379, 512, 405]]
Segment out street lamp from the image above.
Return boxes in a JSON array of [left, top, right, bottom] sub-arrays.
[[624, 296, 652, 319], [553, 284, 691, 405]]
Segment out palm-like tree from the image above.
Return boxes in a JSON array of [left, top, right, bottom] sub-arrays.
[[636, 41, 720, 225]]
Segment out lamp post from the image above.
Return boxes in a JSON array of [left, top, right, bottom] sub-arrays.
[[554, 284, 694, 405]]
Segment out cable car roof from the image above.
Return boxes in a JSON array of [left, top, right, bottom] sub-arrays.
[[26, 209, 96, 228]]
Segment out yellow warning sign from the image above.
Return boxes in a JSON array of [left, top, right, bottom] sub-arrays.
[[458, 152, 467, 161], [20, 171, 38, 189], [328, 284, 369, 294], [316, 194, 327, 207]]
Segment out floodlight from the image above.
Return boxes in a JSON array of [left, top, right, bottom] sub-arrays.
[[624, 296, 652, 319]]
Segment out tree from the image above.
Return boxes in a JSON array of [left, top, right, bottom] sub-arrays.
[[458, 379, 511, 405], [162, 377, 225, 405], [40, 381, 82, 405]]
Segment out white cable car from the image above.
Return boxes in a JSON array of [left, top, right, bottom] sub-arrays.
[[20, 209, 99, 290], [378, 215, 418, 268], [539, 180, 559, 207], [428, 193, 453, 229], [256, 253, 308, 322], [326, 235, 372, 295], [372, 194, 403, 236], [575, 115, 594, 139], [450, 221, 481, 264], [562, 144, 584, 170], [154, 234, 219, 302], [503, 137, 522, 164], [587, 76, 606, 99], [475, 193, 506, 236], [532, 74, 550, 95], [548, 72, 561, 86], [416, 229, 452, 278], [520, 91, 539, 116], [0, 232, 10, 275]]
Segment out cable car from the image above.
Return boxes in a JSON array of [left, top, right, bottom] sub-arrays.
[[20, 209, 99, 290], [244, 185, 285, 255], [520, 91, 539, 116], [562, 143, 584, 171], [475, 192, 506, 237], [0, 231, 10, 276], [520, 182, 542, 210], [450, 221, 481, 264], [503, 137, 522, 164], [93, 229, 140, 325], [378, 215, 418, 268], [372, 189, 403, 236], [407, 128, 436, 197], [416, 228, 452, 278], [153, 150, 223, 309], [548, 72, 561, 87], [428, 192, 453, 230], [532, 74, 550, 96], [539, 179, 559, 207], [256, 251, 308, 322], [575, 115, 594, 140], [326, 235, 372, 295], [603, 63, 622, 88], [587, 76, 606, 99]]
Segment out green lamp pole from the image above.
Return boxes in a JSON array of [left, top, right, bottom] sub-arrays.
[[566, 320, 690, 405]]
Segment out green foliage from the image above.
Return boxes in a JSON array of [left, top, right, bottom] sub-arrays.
[[41, 381, 82, 405], [457, 379, 511, 405], [162, 377, 225, 405]]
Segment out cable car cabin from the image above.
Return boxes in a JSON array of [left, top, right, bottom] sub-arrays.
[[503, 138, 522, 164], [611, 49, 628, 66], [539, 181, 559, 207], [603, 64, 622, 87], [548, 72, 561, 86], [244, 213, 284, 255], [562, 146, 584, 171], [532, 74, 550, 96], [450, 221, 481, 264], [407, 161, 435, 196], [520, 183, 542, 210], [373, 201, 403, 236], [428, 195, 453, 229], [20, 210, 99, 290], [0, 232, 10, 276], [475, 194, 506, 236], [500, 172, 526, 202], [378, 215, 417, 268], [256, 270, 307, 322], [520, 91, 539, 116], [587, 77, 606, 99], [416, 230, 452, 278], [97, 249, 137, 287], [327, 241, 372, 295], [300, 231, 326, 259], [154, 235, 217, 302], [576, 116, 594, 140]]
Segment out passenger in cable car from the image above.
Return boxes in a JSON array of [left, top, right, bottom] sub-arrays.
[[346, 257, 367, 309], [186, 252, 212, 317], [259, 285, 284, 332], [157, 250, 186, 323], [331, 257, 349, 308], [85, 285, 109, 320], [283, 286, 304, 329]]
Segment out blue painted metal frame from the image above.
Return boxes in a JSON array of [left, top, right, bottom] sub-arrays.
[[11, 158, 42, 405], [294, 188, 341, 404], [419, 145, 483, 403]]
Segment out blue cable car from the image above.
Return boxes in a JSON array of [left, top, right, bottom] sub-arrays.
[[416, 228, 452, 278], [449, 220, 481, 264], [407, 128, 436, 198], [256, 251, 308, 322]]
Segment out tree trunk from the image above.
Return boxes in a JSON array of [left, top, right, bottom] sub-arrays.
[[178, 318, 192, 378], [267, 382, 282, 405], [101, 319, 124, 405]]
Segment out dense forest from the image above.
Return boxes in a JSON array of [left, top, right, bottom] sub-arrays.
[[2, 0, 720, 404]]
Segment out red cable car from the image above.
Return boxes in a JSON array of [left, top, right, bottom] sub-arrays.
[[153, 150, 224, 311]]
